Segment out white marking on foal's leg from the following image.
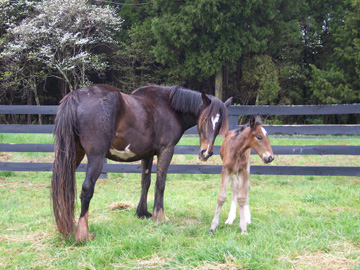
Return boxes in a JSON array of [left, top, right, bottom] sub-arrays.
[[244, 204, 251, 225], [225, 177, 238, 225], [225, 200, 237, 225]]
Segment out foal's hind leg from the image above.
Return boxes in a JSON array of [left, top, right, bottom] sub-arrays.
[[209, 168, 231, 232], [136, 157, 153, 218], [244, 159, 251, 225], [75, 154, 105, 241]]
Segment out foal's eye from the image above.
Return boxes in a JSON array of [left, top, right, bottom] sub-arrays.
[[256, 135, 262, 141]]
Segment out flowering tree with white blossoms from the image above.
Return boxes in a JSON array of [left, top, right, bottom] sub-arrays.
[[1, 0, 122, 103]]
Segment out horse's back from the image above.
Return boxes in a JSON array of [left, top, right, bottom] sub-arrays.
[[75, 85, 123, 151]]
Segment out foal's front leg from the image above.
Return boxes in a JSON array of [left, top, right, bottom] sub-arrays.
[[225, 176, 238, 225], [209, 168, 230, 232], [153, 147, 174, 222], [237, 170, 250, 234]]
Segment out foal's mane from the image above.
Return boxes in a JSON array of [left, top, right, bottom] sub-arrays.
[[235, 115, 262, 135]]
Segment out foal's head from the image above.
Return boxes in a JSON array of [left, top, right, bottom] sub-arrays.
[[248, 115, 274, 164], [198, 92, 232, 161]]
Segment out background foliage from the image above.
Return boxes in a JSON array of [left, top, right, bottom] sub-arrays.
[[0, 0, 359, 109]]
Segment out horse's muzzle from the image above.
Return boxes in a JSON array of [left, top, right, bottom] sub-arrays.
[[199, 150, 213, 161]]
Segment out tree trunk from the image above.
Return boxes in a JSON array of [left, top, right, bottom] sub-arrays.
[[27, 90, 33, 124], [215, 67, 223, 101], [32, 80, 42, 125]]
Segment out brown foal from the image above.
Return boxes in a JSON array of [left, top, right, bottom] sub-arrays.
[[209, 115, 274, 234]]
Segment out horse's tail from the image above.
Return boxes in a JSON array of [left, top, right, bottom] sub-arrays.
[[51, 92, 79, 238]]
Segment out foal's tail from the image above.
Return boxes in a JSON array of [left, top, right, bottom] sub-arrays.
[[51, 92, 79, 238]]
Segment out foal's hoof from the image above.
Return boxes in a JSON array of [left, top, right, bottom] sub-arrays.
[[225, 218, 235, 225], [209, 228, 216, 233]]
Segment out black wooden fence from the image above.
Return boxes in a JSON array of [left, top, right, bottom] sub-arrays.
[[1, 104, 359, 176]]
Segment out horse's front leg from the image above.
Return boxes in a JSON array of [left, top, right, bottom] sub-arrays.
[[209, 168, 231, 232], [75, 154, 104, 241], [237, 170, 250, 234], [136, 157, 154, 218], [152, 147, 174, 222]]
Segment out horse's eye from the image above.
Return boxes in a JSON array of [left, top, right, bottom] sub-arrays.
[[256, 135, 262, 141]]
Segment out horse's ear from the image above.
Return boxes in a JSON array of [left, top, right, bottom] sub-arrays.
[[249, 115, 256, 129], [224, 97, 232, 108], [201, 91, 211, 107]]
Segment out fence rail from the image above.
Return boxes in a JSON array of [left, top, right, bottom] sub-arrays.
[[1, 104, 359, 176]]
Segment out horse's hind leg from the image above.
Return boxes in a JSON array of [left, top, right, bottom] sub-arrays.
[[136, 157, 154, 218], [153, 146, 174, 222], [75, 154, 105, 241], [209, 168, 230, 232]]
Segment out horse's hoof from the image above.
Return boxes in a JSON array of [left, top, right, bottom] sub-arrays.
[[209, 229, 216, 233], [136, 210, 152, 219], [152, 208, 169, 223], [152, 215, 169, 223], [75, 232, 95, 242]]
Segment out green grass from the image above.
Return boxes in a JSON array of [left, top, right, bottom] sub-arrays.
[[0, 134, 360, 269]]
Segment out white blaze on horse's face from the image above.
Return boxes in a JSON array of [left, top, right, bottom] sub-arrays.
[[211, 113, 220, 130]]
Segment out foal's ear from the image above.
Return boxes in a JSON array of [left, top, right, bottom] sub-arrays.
[[224, 97, 233, 108], [249, 115, 256, 129], [201, 91, 211, 107]]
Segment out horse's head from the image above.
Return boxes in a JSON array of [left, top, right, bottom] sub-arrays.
[[248, 115, 274, 164], [198, 92, 232, 161]]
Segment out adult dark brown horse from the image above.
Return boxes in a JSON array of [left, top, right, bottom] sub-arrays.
[[51, 84, 232, 241]]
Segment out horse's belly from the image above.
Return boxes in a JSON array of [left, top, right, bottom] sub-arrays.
[[110, 144, 136, 160], [106, 143, 153, 162]]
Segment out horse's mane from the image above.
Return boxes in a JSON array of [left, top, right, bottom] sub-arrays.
[[169, 86, 229, 135], [169, 86, 202, 115]]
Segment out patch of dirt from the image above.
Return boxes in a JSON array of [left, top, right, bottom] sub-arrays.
[[280, 241, 360, 270], [194, 254, 243, 270], [0, 181, 49, 190], [107, 201, 135, 211], [0, 152, 13, 161]]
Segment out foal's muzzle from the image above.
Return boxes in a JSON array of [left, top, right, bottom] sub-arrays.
[[264, 155, 274, 164], [199, 149, 213, 161]]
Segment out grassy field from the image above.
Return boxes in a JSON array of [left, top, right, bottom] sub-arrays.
[[0, 134, 359, 269]]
